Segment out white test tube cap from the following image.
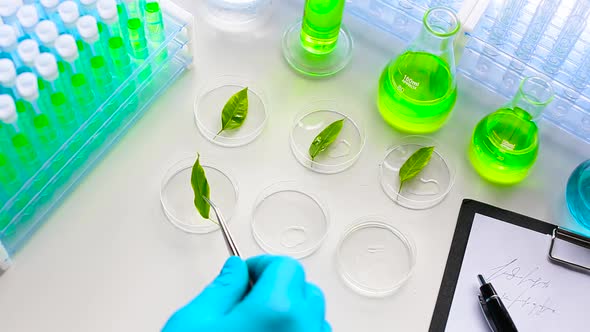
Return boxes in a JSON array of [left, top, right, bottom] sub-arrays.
[[55, 34, 78, 62], [0, 94, 17, 124], [80, 0, 97, 6], [0, 59, 16, 86], [17, 39, 39, 65], [0, 0, 19, 17], [35, 20, 59, 46], [58, 1, 79, 25], [16, 4, 38, 29], [34, 52, 58, 81], [0, 25, 17, 49], [16, 72, 39, 101], [40, 0, 59, 10], [97, 0, 117, 22], [77, 15, 98, 43]]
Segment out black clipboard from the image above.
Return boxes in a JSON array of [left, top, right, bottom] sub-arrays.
[[429, 199, 590, 332]]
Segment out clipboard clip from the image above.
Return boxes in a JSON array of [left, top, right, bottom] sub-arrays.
[[548, 228, 590, 273]]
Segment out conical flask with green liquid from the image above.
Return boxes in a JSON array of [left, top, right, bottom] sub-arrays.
[[378, 7, 460, 133], [469, 76, 554, 185]]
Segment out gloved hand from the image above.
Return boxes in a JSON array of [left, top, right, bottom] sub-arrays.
[[162, 255, 330, 332]]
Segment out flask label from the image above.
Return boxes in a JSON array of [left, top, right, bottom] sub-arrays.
[[402, 75, 420, 90]]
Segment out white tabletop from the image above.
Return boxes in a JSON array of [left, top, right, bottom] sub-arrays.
[[1, 1, 589, 331]]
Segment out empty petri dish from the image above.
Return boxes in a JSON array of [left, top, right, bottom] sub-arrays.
[[160, 157, 238, 234], [380, 136, 455, 210], [194, 76, 268, 147], [337, 217, 416, 297], [290, 101, 365, 174], [202, 0, 273, 32], [252, 182, 329, 258], [282, 20, 353, 77]]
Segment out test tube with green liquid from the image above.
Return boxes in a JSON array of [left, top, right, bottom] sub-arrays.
[[108, 36, 138, 113], [77, 15, 115, 98], [300, 0, 345, 55], [0, 151, 20, 198], [16, 72, 60, 152], [145, 1, 167, 63], [97, 0, 126, 41], [122, 0, 142, 19], [0, 95, 40, 173], [127, 17, 151, 80], [55, 34, 97, 118]]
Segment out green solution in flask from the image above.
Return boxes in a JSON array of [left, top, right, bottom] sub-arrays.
[[300, 0, 345, 55], [377, 7, 460, 134], [469, 76, 554, 185]]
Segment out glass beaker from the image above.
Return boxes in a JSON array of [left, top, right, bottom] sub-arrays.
[[282, 0, 352, 77], [377, 7, 459, 134], [469, 77, 554, 185], [566, 160, 590, 230]]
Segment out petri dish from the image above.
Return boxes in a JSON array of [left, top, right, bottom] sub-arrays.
[[380, 136, 455, 210], [337, 217, 416, 297], [290, 101, 365, 174], [282, 20, 353, 77], [251, 182, 329, 258], [202, 0, 273, 32], [160, 157, 238, 234], [194, 76, 268, 147]]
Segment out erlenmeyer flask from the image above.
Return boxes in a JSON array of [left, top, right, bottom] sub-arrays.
[[566, 160, 590, 230], [378, 7, 460, 133], [469, 76, 554, 185]]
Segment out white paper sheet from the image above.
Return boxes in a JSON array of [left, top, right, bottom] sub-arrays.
[[445, 214, 589, 331]]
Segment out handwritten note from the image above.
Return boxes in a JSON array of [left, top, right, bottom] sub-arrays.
[[445, 214, 588, 331]]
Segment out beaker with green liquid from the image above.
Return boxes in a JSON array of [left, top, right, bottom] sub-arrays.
[[282, 0, 352, 77], [378, 7, 459, 133], [469, 76, 553, 185]]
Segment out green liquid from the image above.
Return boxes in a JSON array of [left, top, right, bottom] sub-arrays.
[[301, 0, 345, 55], [0, 153, 19, 194], [377, 51, 457, 133], [469, 107, 538, 185]]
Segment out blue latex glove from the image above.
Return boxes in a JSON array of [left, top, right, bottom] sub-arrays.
[[162, 255, 330, 332]]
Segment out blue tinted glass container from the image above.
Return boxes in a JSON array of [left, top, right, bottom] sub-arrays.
[[566, 160, 590, 229]]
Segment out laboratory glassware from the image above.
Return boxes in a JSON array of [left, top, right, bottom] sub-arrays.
[[566, 160, 590, 230], [377, 7, 459, 134], [469, 76, 553, 185]]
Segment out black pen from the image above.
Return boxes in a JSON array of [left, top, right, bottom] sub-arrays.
[[477, 274, 518, 332]]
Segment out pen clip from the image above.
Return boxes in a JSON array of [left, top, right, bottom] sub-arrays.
[[478, 294, 497, 332]]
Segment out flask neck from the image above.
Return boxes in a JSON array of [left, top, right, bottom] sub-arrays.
[[410, 7, 460, 69]]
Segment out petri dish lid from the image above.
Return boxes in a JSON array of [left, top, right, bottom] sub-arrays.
[[251, 181, 329, 258], [194, 76, 268, 147], [337, 217, 416, 297], [160, 157, 238, 234], [290, 100, 365, 174], [379, 135, 455, 210], [203, 0, 273, 32]]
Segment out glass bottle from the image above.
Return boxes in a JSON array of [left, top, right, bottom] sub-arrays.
[[378, 7, 460, 134], [566, 160, 590, 230], [300, 0, 345, 55], [469, 76, 554, 185]]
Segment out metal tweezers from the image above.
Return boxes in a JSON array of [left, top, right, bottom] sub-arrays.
[[202, 196, 241, 257]]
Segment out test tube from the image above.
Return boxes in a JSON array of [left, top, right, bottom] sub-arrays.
[[16, 72, 59, 149], [0, 25, 23, 68], [16, 38, 40, 68], [543, 0, 590, 75], [16, 4, 39, 36], [0, 0, 24, 35], [127, 17, 148, 59], [488, 0, 528, 46], [40, 0, 61, 23], [0, 94, 40, 172], [122, 0, 141, 20], [300, 0, 346, 55], [55, 34, 97, 116], [107, 36, 137, 110], [58, 1, 81, 35], [97, 0, 126, 41], [515, 0, 561, 61], [80, 0, 99, 17], [77, 15, 114, 97], [145, 1, 164, 43], [35, 19, 60, 55], [0, 148, 20, 198], [0, 59, 18, 98]]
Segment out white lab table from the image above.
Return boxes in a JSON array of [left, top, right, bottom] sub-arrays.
[[1, 1, 589, 331]]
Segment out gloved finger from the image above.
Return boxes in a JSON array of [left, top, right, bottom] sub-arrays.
[[323, 321, 332, 332], [245, 255, 306, 300], [180, 256, 249, 319], [304, 283, 326, 320]]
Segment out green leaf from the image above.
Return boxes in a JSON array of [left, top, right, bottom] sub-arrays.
[[217, 87, 249, 136], [398, 146, 435, 194], [190, 154, 210, 219], [308, 119, 345, 161]]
